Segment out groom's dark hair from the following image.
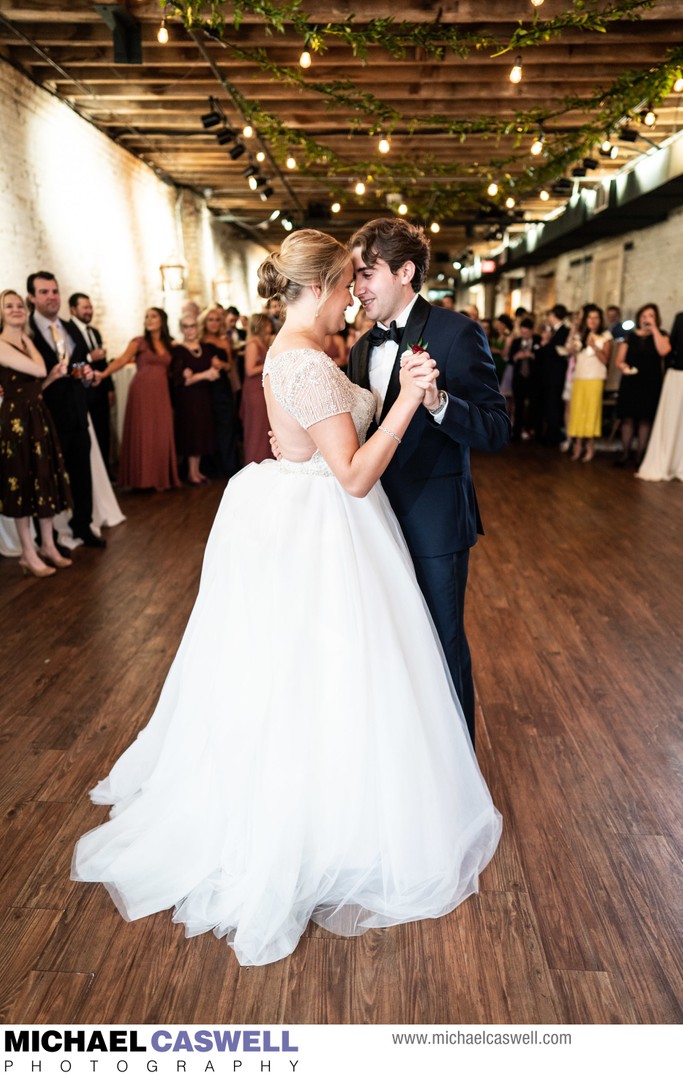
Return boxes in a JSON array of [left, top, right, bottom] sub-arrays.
[[349, 218, 430, 292]]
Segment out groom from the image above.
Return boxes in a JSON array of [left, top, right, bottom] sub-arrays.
[[348, 219, 510, 746]]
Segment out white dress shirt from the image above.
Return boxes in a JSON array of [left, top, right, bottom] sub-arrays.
[[71, 315, 99, 358], [368, 294, 447, 423]]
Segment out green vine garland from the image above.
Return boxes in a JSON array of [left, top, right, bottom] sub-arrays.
[[163, 1, 682, 222]]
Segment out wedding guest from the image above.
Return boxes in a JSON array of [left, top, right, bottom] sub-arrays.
[[614, 303, 670, 467], [199, 306, 240, 477], [536, 303, 570, 446], [181, 301, 200, 320], [96, 308, 180, 491], [509, 317, 541, 441], [172, 315, 219, 485], [565, 304, 612, 463], [0, 289, 72, 576], [325, 330, 347, 370], [69, 292, 114, 473], [490, 313, 513, 384], [27, 271, 104, 547], [240, 314, 275, 464], [606, 304, 626, 343], [264, 297, 282, 332], [637, 311, 683, 482]]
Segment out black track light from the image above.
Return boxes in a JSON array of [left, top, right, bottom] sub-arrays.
[[201, 110, 222, 129], [552, 178, 573, 193], [571, 166, 587, 177], [582, 157, 599, 170], [243, 165, 259, 178], [215, 127, 236, 145], [229, 143, 246, 161], [619, 127, 638, 143], [259, 186, 274, 201]]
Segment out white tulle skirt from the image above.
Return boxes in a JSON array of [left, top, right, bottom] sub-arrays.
[[72, 461, 501, 966]]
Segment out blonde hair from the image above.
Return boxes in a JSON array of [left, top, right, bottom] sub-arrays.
[[0, 289, 25, 331], [248, 313, 275, 340], [257, 229, 350, 312], [198, 305, 225, 338]]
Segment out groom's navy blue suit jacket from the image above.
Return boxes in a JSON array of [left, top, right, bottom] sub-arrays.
[[348, 295, 510, 559]]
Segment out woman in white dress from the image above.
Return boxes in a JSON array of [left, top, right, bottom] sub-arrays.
[[637, 311, 683, 482], [72, 230, 501, 967]]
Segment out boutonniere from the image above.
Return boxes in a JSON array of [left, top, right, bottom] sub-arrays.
[[400, 339, 429, 365]]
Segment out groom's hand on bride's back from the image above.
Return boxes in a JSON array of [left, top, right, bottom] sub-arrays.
[[268, 430, 283, 460]]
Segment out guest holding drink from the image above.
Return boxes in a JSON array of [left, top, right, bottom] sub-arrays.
[[96, 308, 180, 490], [566, 304, 612, 463], [0, 289, 73, 576], [614, 303, 670, 466], [240, 314, 275, 464]]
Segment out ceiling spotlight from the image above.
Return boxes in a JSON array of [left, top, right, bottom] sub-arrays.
[[452, 260, 462, 270], [157, 18, 169, 44], [582, 157, 599, 170], [286, 156, 297, 169], [641, 106, 656, 128], [530, 133, 545, 156], [539, 188, 550, 201], [552, 177, 573, 192], [259, 187, 274, 201], [243, 125, 254, 138], [430, 221, 440, 234], [571, 166, 586, 177], [281, 215, 294, 231], [355, 181, 366, 195], [201, 109, 222, 129], [509, 55, 523, 84], [215, 127, 236, 145], [331, 201, 341, 214], [619, 127, 638, 142], [378, 136, 391, 154], [299, 49, 312, 69], [243, 165, 258, 178], [229, 143, 246, 160], [269, 209, 281, 221], [487, 181, 499, 197], [248, 176, 258, 190], [505, 196, 515, 209], [675, 76, 683, 93]]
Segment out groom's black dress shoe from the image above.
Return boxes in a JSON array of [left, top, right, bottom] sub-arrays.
[[73, 528, 107, 548]]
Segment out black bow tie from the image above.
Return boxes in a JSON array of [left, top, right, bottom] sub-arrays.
[[367, 320, 404, 349]]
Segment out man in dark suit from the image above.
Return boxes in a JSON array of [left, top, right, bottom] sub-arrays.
[[536, 303, 570, 446], [348, 219, 509, 745], [69, 292, 114, 474], [27, 271, 105, 548]]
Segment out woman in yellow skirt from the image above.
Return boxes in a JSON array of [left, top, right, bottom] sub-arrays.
[[567, 304, 612, 462]]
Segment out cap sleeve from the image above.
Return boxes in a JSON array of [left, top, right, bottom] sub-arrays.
[[267, 349, 355, 429]]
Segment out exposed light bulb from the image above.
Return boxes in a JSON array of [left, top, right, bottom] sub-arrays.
[[248, 176, 258, 190], [355, 181, 366, 195], [530, 134, 545, 156], [331, 202, 341, 214], [286, 156, 297, 169], [675, 76, 683, 93], [397, 202, 408, 215], [282, 217, 294, 232], [539, 189, 550, 201], [256, 151, 266, 162], [378, 137, 390, 154], [452, 260, 462, 270], [243, 125, 254, 138], [531, 0, 545, 7], [601, 139, 612, 153], [509, 56, 523, 84], [643, 108, 656, 127], [487, 181, 498, 197], [299, 49, 311, 69], [157, 19, 169, 44], [505, 196, 516, 209], [430, 221, 440, 234]]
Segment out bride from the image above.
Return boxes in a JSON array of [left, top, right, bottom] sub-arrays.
[[72, 230, 501, 967]]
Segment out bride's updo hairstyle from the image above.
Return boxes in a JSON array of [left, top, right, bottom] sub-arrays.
[[257, 229, 350, 313]]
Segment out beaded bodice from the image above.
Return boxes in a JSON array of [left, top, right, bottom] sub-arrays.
[[264, 348, 375, 477]]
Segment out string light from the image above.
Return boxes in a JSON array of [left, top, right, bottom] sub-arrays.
[[509, 56, 523, 84], [157, 18, 169, 44], [505, 196, 516, 209], [530, 133, 545, 156], [331, 202, 341, 214], [256, 151, 266, 162], [243, 125, 254, 138], [378, 136, 391, 154], [286, 156, 297, 169], [430, 221, 440, 234], [299, 49, 312, 69], [539, 189, 550, 201], [355, 180, 366, 195], [641, 106, 656, 127], [531, 0, 545, 7], [487, 181, 498, 197], [675, 76, 683, 93], [397, 202, 408, 215]]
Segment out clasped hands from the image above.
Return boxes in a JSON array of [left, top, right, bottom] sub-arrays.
[[399, 349, 441, 410]]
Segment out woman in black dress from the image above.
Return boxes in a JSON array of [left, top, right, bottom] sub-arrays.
[[171, 315, 219, 485], [0, 289, 73, 576], [614, 302, 671, 466]]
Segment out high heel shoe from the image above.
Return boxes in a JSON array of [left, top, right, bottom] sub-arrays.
[[19, 558, 56, 578], [39, 548, 73, 568]]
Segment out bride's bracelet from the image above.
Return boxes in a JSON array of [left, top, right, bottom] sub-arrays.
[[378, 424, 402, 444]]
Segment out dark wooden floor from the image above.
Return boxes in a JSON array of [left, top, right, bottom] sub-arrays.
[[1, 444, 681, 1025]]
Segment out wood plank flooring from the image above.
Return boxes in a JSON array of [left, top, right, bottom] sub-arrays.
[[1, 444, 681, 1025]]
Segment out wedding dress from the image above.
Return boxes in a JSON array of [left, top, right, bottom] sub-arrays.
[[72, 348, 501, 966]]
